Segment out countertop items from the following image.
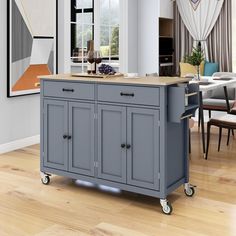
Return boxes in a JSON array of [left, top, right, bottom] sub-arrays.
[[39, 73, 191, 86]]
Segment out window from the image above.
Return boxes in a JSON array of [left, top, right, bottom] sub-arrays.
[[70, 0, 120, 71], [71, 0, 94, 63], [100, 0, 120, 62]]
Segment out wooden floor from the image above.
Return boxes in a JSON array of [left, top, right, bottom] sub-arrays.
[[0, 127, 236, 236]]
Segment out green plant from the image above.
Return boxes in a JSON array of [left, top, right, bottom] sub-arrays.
[[183, 46, 204, 66], [183, 45, 204, 79]]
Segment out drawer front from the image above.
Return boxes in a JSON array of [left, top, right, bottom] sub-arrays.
[[43, 81, 95, 100], [98, 85, 160, 106]]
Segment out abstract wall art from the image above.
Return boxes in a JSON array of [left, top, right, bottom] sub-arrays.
[[7, 0, 57, 97]]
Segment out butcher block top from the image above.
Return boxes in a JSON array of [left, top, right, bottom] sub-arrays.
[[39, 73, 190, 86]]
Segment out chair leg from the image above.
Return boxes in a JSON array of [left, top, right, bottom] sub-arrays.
[[208, 110, 211, 119], [198, 108, 201, 129], [189, 129, 191, 154], [206, 123, 211, 160], [227, 129, 230, 146], [232, 129, 234, 137], [218, 127, 222, 152]]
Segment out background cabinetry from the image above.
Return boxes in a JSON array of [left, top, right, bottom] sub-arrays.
[[159, 18, 174, 76]]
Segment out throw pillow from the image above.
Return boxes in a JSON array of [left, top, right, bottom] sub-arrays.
[[179, 61, 205, 77], [204, 61, 219, 76]]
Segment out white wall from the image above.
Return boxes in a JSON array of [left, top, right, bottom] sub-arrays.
[[137, 0, 159, 76], [0, 0, 40, 152]]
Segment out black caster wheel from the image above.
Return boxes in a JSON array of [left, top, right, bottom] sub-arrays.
[[184, 186, 195, 197], [162, 202, 173, 215], [41, 176, 50, 185]]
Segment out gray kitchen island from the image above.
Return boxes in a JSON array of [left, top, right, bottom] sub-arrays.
[[39, 74, 199, 214]]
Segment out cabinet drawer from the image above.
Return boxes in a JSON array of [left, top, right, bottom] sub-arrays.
[[98, 85, 160, 106], [43, 81, 95, 100]]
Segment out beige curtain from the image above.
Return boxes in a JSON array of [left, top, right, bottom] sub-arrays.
[[174, 0, 232, 74]]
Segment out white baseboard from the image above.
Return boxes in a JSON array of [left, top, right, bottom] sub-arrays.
[[0, 135, 40, 154]]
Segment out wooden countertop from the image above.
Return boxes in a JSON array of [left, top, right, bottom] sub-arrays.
[[39, 74, 190, 86]]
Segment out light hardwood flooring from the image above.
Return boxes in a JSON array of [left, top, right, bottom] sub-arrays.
[[0, 127, 236, 236]]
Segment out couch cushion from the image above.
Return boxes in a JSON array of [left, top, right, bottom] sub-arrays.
[[203, 98, 235, 110], [211, 88, 235, 100], [204, 62, 219, 76]]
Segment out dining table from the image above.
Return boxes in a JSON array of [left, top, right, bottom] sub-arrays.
[[191, 76, 236, 158]]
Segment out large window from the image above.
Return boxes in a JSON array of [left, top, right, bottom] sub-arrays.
[[71, 0, 94, 63], [100, 0, 120, 62], [70, 0, 120, 71]]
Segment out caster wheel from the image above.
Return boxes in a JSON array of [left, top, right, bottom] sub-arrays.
[[184, 187, 195, 197], [41, 176, 50, 185], [162, 203, 173, 215]]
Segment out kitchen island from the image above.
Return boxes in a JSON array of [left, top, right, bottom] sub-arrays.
[[39, 74, 199, 214]]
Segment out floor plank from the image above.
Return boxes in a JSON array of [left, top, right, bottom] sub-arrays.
[[0, 126, 236, 235]]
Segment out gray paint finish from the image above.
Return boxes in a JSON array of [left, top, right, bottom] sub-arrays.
[[12, 0, 33, 62], [127, 108, 160, 190], [98, 105, 127, 183], [69, 102, 95, 176], [41, 79, 197, 203], [43, 100, 68, 171]]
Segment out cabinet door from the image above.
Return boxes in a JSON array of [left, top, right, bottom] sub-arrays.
[[127, 108, 160, 190], [68, 102, 95, 176], [98, 105, 126, 183], [43, 100, 68, 171]]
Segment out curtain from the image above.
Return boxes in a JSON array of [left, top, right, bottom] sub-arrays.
[[207, 0, 232, 72], [174, 0, 232, 74], [176, 0, 224, 60]]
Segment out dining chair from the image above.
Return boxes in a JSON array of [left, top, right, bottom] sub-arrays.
[[206, 114, 236, 159], [206, 86, 236, 159], [198, 73, 236, 128]]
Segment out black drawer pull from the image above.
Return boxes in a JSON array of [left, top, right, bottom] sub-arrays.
[[120, 92, 134, 97], [121, 144, 126, 148], [62, 88, 74, 92], [68, 135, 72, 140], [63, 135, 68, 139], [126, 144, 131, 149]]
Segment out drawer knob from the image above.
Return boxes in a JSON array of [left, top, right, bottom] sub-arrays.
[[62, 88, 74, 92], [120, 92, 134, 97], [121, 144, 126, 148], [63, 135, 68, 139], [126, 144, 131, 149], [68, 135, 72, 140]]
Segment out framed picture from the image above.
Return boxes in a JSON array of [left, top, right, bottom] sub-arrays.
[[7, 0, 58, 97]]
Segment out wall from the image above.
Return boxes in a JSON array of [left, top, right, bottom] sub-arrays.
[[0, 0, 40, 153], [137, 0, 159, 76]]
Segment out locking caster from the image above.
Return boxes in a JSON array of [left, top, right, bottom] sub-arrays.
[[160, 199, 173, 215], [40, 172, 51, 185], [184, 183, 196, 197]]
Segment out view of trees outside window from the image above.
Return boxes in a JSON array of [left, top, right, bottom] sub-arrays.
[[71, 0, 120, 67], [71, 0, 94, 63], [100, 0, 119, 61]]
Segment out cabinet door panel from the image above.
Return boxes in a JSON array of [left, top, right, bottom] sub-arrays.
[[43, 100, 68, 171], [127, 108, 160, 190], [98, 105, 126, 183], [68, 102, 95, 176]]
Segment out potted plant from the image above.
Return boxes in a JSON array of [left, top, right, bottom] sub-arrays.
[[184, 45, 204, 80]]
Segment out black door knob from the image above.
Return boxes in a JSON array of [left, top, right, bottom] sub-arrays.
[[126, 144, 131, 149], [63, 135, 68, 139], [121, 144, 126, 148], [68, 135, 72, 140]]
